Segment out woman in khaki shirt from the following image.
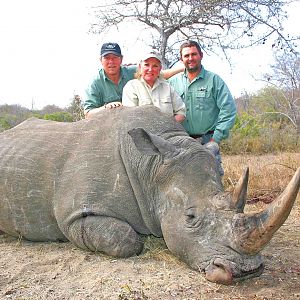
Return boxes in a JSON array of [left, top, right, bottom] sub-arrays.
[[122, 50, 186, 123]]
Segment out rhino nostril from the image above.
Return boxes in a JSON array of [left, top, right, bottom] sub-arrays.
[[205, 261, 233, 285]]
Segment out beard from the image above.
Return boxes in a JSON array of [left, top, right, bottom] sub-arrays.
[[185, 63, 200, 73]]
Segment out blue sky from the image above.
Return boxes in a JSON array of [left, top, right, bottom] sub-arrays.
[[0, 0, 299, 110]]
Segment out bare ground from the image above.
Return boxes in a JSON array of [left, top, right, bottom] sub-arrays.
[[0, 153, 299, 300]]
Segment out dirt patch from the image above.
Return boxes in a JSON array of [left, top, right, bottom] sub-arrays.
[[0, 154, 299, 300]]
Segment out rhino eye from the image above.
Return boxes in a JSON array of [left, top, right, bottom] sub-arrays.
[[186, 213, 195, 220], [185, 210, 203, 228], [185, 208, 196, 221], [185, 213, 197, 225]]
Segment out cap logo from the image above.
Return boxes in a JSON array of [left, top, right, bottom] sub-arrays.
[[106, 44, 115, 49]]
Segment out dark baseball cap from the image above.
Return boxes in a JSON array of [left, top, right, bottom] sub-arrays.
[[100, 42, 122, 57]]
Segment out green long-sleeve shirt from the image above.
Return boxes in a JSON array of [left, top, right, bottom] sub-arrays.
[[83, 65, 136, 113], [169, 66, 236, 143]]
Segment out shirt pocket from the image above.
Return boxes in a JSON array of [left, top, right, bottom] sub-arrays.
[[139, 97, 153, 106], [194, 88, 213, 110], [160, 97, 173, 114]]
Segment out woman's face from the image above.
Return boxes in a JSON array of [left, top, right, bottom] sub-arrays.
[[139, 57, 162, 87]]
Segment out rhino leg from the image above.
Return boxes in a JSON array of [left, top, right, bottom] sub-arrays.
[[66, 216, 144, 257]]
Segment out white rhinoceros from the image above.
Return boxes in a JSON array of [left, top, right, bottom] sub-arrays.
[[0, 106, 299, 285]]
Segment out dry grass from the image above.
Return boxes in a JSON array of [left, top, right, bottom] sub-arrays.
[[222, 152, 300, 202]]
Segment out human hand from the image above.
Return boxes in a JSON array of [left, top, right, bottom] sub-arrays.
[[104, 102, 122, 109], [174, 114, 185, 123], [205, 141, 220, 156]]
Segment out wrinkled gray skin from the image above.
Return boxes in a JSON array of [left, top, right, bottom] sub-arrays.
[[0, 106, 299, 285]]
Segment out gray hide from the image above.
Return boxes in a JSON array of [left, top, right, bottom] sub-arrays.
[[0, 106, 299, 285]]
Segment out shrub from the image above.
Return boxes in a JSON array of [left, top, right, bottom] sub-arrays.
[[222, 113, 298, 155], [43, 112, 74, 122], [0, 114, 18, 132]]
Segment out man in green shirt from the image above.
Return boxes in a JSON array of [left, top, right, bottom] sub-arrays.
[[84, 42, 184, 118], [169, 40, 237, 176]]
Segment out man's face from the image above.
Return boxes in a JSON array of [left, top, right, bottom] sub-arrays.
[[100, 54, 123, 77], [181, 46, 203, 73]]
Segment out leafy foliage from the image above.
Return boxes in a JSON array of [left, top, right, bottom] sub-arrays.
[[0, 105, 32, 132], [0, 115, 14, 132], [42, 112, 74, 122], [233, 113, 261, 138], [223, 118, 298, 155]]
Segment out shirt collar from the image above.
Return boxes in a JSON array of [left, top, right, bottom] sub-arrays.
[[184, 64, 205, 80], [140, 73, 164, 88]]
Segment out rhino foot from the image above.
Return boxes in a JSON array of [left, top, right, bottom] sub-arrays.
[[66, 216, 144, 257]]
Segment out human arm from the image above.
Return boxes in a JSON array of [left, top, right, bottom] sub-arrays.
[[161, 61, 184, 80], [126, 61, 183, 80], [83, 77, 106, 118], [83, 74, 123, 119], [85, 106, 104, 119], [85, 102, 122, 119], [212, 78, 237, 143], [171, 86, 186, 123]]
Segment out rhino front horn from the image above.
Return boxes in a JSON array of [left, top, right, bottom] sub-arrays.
[[233, 167, 300, 255]]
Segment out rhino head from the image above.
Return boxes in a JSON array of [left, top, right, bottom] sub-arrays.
[[129, 128, 300, 285]]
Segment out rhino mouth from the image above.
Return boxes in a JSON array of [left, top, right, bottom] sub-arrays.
[[232, 263, 264, 282], [204, 259, 264, 285]]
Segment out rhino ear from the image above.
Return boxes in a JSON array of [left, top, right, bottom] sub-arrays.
[[128, 128, 180, 160]]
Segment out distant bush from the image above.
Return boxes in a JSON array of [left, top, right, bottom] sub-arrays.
[[0, 116, 12, 132], [42, 112, 74, 122], [222, 112, 299, 154], [232, 113, 261, 138], [0, 114, 18, 132]]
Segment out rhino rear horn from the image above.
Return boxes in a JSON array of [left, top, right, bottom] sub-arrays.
[[234, 167, 300, 254], [231, 167, 249, 213], [128, 128, 180, 160]]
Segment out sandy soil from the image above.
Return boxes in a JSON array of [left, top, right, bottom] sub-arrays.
[[0, 154, 299, 300]]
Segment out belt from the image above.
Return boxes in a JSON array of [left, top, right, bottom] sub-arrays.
[[190, 130, 214, 139]]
